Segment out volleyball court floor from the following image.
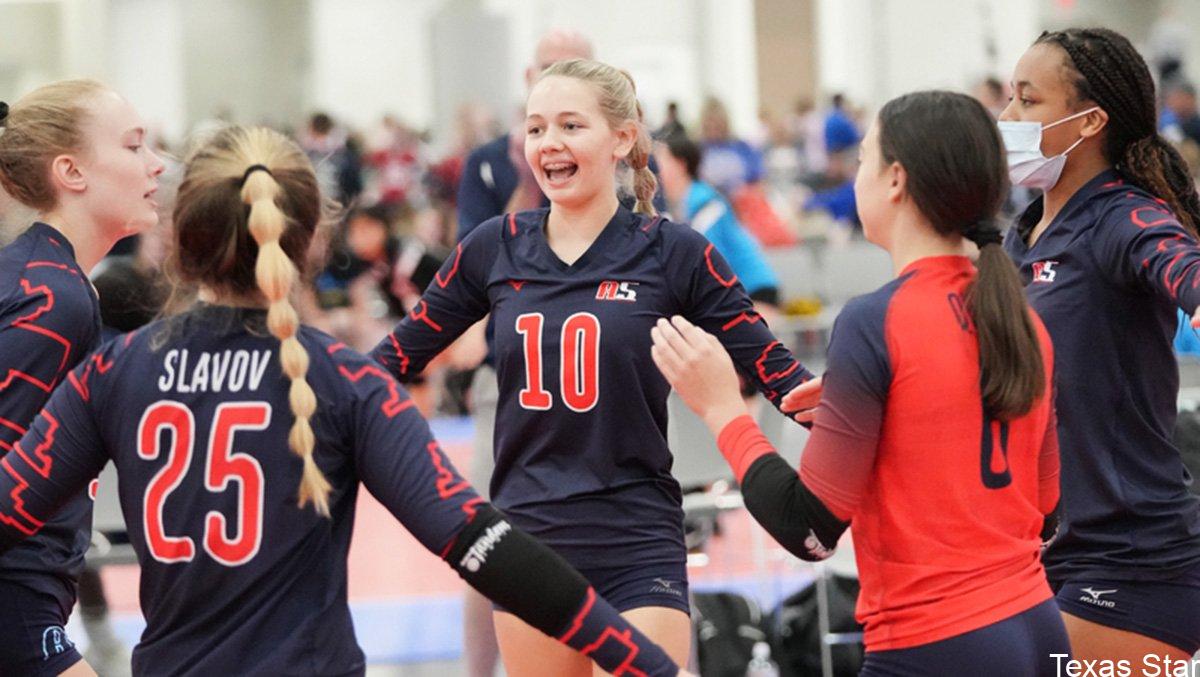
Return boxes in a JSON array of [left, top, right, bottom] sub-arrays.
[[70, 415, 821, 674]]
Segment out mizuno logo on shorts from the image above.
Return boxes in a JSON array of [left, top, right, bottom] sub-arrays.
[[1079, 586, 1117, 608]]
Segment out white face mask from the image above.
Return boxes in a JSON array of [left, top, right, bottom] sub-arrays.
[[998, 107, 1099, 191]]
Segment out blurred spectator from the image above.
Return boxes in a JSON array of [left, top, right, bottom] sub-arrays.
[[301, 112, 363, 207], [974, 77, 1008, 119], [789, 97, 828, 177], [1164, 82, 1200, 147], [365, 114, 424, 207], [698, 96, 764, 196], [655, 101, 687, 141], [656, 135, 780, 305], [822, 93, 861, 159]]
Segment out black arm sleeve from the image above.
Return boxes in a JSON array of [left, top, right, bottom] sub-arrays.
[[445, 504, 679, 676], [741, 454, 850, 562]]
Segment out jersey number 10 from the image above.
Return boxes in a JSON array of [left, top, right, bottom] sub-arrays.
[[137, 401, 269, 566], [515, 312, 600, 412]]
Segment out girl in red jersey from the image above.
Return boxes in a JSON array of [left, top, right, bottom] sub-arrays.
[[652, 91, 1069, 676]]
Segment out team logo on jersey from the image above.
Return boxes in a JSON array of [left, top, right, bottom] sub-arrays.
[[1031, 260, 1059, 283], [1079, 587, 1117, 608], [41, 626, 73, 660], [596, 280, 638, 302]]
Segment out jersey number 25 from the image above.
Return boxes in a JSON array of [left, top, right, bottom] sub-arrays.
[[137, 401, 269, 566], [516, 312, 600, 412]]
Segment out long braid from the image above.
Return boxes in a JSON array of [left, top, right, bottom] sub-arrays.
[[1039, 28, 1200, 236], [240, 141, 332, 517]]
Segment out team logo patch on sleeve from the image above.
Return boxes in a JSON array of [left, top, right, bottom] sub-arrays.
[[595, 281, 638, 302]]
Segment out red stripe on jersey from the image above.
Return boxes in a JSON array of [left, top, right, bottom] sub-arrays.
[[640, 216, 662, 233], [435, 244, 464, 289], [754, 341, 800, 383], [508, 212, 517, 236], [68, 353, 115, 402], [1131, 205, 1175, 229], [25, 261, 77, 275], [557, 587, 597, 643], [425, 441, 471, 499], [0, 458, 45, 535], [409, 301, 443, 332], [10, 278, 73, 387], [722, 311, 762, 332], [11, 410, 58, 479], [336, 364, 411, 417], [581, 629, 645, 677], [386, 334, 411, 375], [326, 342, 347, 355], [703, 244, 738, 288]]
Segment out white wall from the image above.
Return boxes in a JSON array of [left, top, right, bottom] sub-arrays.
[[309, 0, 444, 133], [108, 0, 186, 141], [815, 0, 1040, 111]]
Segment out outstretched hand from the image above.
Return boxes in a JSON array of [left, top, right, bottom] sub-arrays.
[[782, 376, 823, 424], [650, 316, 748, 436]]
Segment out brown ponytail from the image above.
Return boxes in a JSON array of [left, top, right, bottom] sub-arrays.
[[878, 91, 1045, 419]]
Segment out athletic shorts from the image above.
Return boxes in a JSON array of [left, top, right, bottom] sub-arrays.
[[496, 557, 690, 617], [0, 574, 84, 676], [860, 598, 1068, 677], [1053, 562, 1200, 655]]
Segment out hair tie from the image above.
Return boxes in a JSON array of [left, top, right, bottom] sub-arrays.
[[240, 164, 272, 186], [0, 101, 8, 126], [963, 222, 1004, 248]]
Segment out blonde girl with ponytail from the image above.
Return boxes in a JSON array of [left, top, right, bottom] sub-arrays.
[[0, 80, 163, 677], [372, 58, 815, 676]]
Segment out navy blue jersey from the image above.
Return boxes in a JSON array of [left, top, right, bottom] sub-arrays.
[[1005, 169, 1200, 583], [0, 222, 99, 581], [0, 305, 484, 675], [372, 206, 812, 567]]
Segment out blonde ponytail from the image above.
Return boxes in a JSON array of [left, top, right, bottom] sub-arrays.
[[242, 159, 331, 517]]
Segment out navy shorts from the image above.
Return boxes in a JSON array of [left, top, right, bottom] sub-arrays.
[[0, 574, 84, 676], [495, 558, 690, 617], [860, 598, 1069, 677], [1053, 563, 1200, 655]]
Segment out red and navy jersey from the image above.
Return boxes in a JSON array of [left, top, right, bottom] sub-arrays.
[[0, 305, 484, 675], [371, 206, 812, 565], [1005, 169, 1200, 584], [0, 222, 100, 581], [799, 256, 1057, 650]]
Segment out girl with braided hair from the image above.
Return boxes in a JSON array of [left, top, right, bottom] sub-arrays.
[[0, 125, 692, 677], [373, 58, 817, 675], [999, 27, 1200, 661]]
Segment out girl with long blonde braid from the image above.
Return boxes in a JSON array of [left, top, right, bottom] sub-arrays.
[[241, 152, 331, 515], [0, 126, 691, 677]]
